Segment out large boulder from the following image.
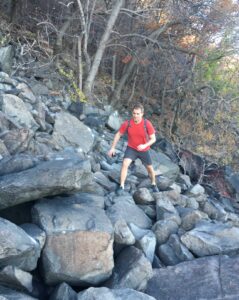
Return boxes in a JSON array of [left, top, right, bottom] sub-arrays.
[[52, 111, 94, 153], [146, 255, 239, 300], [0, 158, 92, 210], [181, 220, 239, 256], [32, 198, 114, 286]]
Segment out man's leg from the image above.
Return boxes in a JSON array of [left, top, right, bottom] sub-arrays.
[[120, 158, 132, 188], [146, 164, 156, 185]]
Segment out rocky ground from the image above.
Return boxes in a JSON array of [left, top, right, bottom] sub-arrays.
[[1, 44, 239, 300]]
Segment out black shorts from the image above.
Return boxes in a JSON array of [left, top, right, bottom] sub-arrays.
[[124, 146, 152, 166]]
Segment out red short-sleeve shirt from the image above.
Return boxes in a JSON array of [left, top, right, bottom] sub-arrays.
[[119, 119, 155, 151]]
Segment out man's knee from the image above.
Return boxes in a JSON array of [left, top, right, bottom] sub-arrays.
[[122, 159, 132, 169]]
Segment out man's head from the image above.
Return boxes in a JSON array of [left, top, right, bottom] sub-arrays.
[[132, 103, 144, 124]]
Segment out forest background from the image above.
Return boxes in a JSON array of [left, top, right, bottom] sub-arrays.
[[1, 0, 239, 168]]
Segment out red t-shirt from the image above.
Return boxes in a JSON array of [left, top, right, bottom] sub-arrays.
[[119, 119, 155, 151]]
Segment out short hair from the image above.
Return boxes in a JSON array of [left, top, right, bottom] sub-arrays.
[[132, 103, 144, 113]]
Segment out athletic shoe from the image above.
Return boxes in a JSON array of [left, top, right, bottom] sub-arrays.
[[116, 186, 126, 196], [151, 184, 159, 193]]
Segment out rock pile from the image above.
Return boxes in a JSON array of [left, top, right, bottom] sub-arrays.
[[0, 47, 239, 299]]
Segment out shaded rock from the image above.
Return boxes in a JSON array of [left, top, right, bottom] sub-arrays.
[[49, 282, 77, 300], [150, 149, 180, 180], [0, 265, 33, 293], [93, 171, 117, 191], [178, 149, 204, 182], [179, 208, 209, 231], [105, 246, 153, 291], [20, 223, 46, 250], [133, 188, 155, 205], [155, 195, 180, 224], [153, 219, 178, 245], [0, 217, 40, 271], [0, 153, 37, 176], [0, 128, 33, 155], [0, 285, 37, 300], [136, 231, 156, 263], [157, 234, 194, 266]]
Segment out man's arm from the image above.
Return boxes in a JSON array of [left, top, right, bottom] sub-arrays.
[[137, 133, 156, 151], [108, 131, 122, 157]]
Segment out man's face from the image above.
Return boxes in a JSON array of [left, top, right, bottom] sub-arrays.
[[132, 108, 143, 123]]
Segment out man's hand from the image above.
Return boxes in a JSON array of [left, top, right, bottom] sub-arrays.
[[137, 144, 147, 151], [108, 148, 116, 157]]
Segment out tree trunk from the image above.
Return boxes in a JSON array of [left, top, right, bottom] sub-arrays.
[[111, 21, 181, 105], [83, 0, 125, 99]]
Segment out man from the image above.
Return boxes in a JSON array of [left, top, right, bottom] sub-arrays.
[[108, 103, 159, 193]]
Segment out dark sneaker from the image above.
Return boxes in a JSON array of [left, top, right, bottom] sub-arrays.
[[116, 186, 126, 196], [151, 184, 159, 193]]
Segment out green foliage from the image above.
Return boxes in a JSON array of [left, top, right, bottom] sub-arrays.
[[58, 68, 87, 103], [196, 48, 238, 97]]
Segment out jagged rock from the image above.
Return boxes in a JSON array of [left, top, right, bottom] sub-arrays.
[[93, 171, 117, 191], [105, 246, 153, 291], [155, 195, 181, 224], [0, 217, 40, 271], [0, 139, 9, 158], [49, 282, 77, 300], [106, 200, 152, 229], [16, 82, 37, 104], [20, 223, 46, 250], [0, 158, 92, 210], [181, 220, 239, 256], [0, 153, 37, 176], [0, 128, 34, 155], [32, 198, 114, 286], [146, 255, 239, 300], [150, 149, 180, 180], [0, 46, 14, 74], [138, 204, 156, 219], [0, 265, 33, 293], [153, 219, 178, 245], [133, 188, 155, 205], [114, 219, 135, 245], [0, 285, 37, 300], [200, 198, 228, 220], [78, 287, 156, 300], [135, 231, 156, 263], [52, 111, 94, 153], [157, 234, 194, 266], [0, 94, 39, 130], [178, 208, 209, 231], [106, 111, 123, 131]]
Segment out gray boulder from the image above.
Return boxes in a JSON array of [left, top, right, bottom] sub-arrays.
[[105, 246, 153, 291], [0, 218, 40, 271], [0, 159, 92, 210], [78, 287, 156, 300], [146, 255, 239, 300], [32, 198, 114, 286], [181, 220, 239, 256]]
